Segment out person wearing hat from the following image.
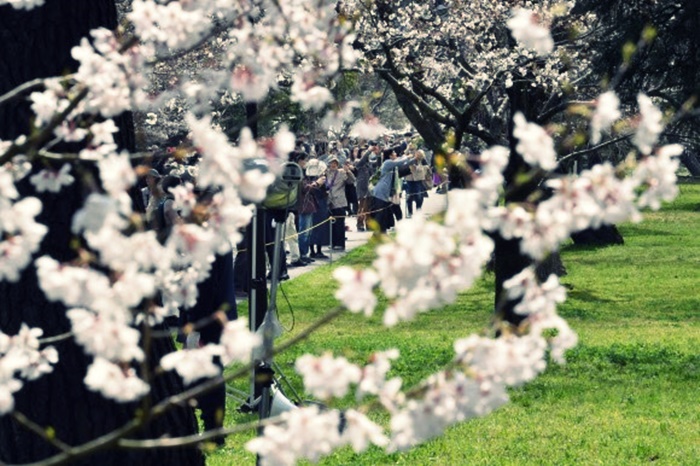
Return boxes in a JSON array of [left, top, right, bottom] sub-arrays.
[[325, 155, 355, 251], [292, 152, 325, 265], [141, 168, 163, 222], [306, 157, 332, 258]]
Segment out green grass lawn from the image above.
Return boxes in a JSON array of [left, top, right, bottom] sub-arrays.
[[207, 181, 700, 465]]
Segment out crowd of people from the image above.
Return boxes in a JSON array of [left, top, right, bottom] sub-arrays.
[[283, 133, 436, 270]]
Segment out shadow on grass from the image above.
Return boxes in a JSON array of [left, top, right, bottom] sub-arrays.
[[620, 224, 679, 237], [561, 242, 624, 254], [564, 287, 615, 305]]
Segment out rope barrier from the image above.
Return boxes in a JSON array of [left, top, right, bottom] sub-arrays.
[[233, 201, 397, 253], [159, 183, 445, 254], [231, 179, 449, 253], [148, 178, 442, 255]]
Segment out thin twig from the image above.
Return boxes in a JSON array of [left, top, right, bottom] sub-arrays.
[[0, 78, 52, 108], [38, 331, 74, 345], [557, 132, 633, 163], [11, 411, 72, 453]]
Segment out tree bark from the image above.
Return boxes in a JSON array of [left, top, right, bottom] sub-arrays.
[[378, 71, 445, 153], [680, 151, 700, 177], [493, 80, 565, 327], [0, 2, 203, 464]]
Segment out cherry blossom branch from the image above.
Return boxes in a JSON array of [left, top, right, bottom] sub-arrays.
[[11, 411, 72, 454], [149, 306, 347, 419], [148, 312, 226, 339], [37, 331, 74, 345], [151, 20, 233, 64], [0, 78, 54, 108], [377, 70, 454, 127], [17, 419, 142, 466], [33, 150, 155, 162], [537, 99, 593, 124], [116, 417, 278, 449], [0, 86, 89, 166], [557, 133, 633, 163], [408, 74, 462, 117]]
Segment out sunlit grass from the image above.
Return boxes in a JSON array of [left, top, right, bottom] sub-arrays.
[[207, 181, 700, 465]]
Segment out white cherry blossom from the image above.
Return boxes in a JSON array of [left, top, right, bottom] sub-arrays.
[[0, 197, 48, 282], [513, 112, 558, 171], [84, 357, 149, 402], [634, 145, 681, 210], [29, 165, 74, 193], [67, 308, 144, 363], [0, 0, 45, 10], [333, 266, 379, 316], [590, 91, 621, 144], [507, 8, 555, 56], [247, 406, 342, 466], [295, 352, 362, 400], [159, 345, 221, 385], [219, 318, 262, 366], [633, 93, 664, 154]]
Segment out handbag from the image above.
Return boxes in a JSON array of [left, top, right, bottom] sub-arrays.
[[397, 164, 412, 178]]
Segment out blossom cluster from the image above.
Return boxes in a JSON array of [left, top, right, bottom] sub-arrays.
[[0, 325, 57, 415], [342, 0, 590, 117], [0, 0, 44, 10], [0, 165, 48, 282], [247, 405, 390, 466]]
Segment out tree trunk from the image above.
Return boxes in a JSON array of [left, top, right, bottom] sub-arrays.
[[377, 71, 445, 153], [680, 151, 700, 177], [0, 2, 203, 464]]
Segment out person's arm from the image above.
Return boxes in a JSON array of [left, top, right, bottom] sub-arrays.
[[385, 155, 416, 170], [301, 177, 316, 194], [344, 167, 356, 184], [163, 199, 183, 227], [355, 150, 371, 168]]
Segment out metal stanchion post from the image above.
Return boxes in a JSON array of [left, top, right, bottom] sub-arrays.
[[329, 216, 334, 264]]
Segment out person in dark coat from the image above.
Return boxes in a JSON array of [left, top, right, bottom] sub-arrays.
[[306, 158, 331, 258], [184, 189, 238, 445]]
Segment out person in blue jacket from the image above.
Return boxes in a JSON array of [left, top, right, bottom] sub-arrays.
[[369, 148, 418, 232]]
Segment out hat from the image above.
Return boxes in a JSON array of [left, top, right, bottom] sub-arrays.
[[306, 158, 327, 177], [327, 156, 340, 165], [147, 168, 162, 178]]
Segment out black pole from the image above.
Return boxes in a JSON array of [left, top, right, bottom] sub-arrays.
[[247, 207, 268, 407]]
